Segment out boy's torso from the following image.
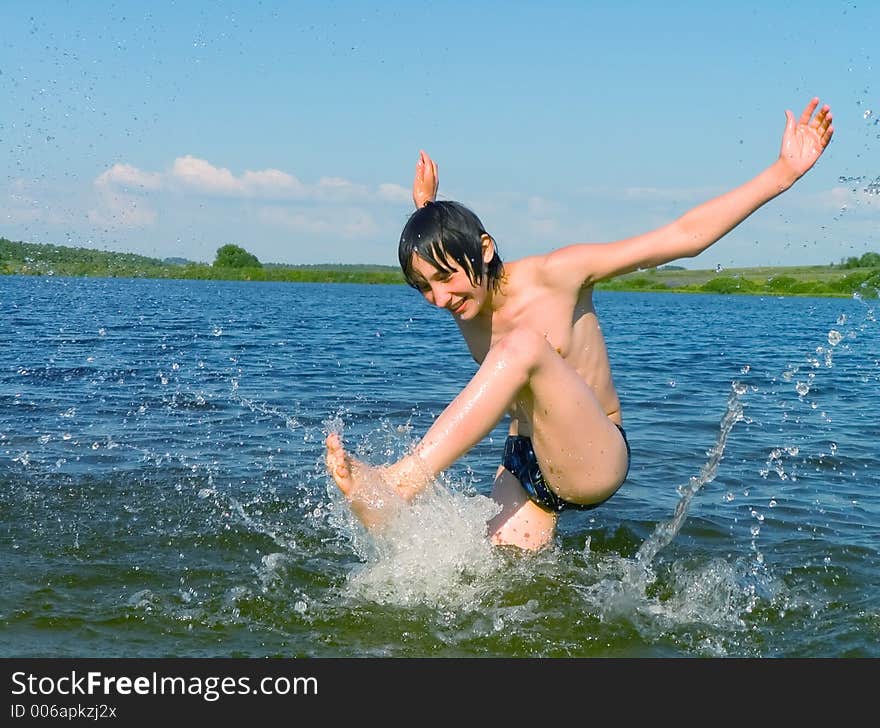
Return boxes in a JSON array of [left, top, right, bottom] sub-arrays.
[[455, 256, 622, 425]]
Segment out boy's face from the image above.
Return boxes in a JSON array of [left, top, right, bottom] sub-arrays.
[[408, 252, 488, 320]]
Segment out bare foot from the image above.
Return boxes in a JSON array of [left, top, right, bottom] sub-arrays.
[[325, 432, 408, 531]]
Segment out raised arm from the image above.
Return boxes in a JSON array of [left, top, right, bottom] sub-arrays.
[[545, 98, 834, 287], [412, 149, 438, 209]]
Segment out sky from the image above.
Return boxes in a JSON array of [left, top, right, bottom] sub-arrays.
[[1, 0, 877, 269]]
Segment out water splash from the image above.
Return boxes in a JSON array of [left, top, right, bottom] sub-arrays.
[[631, 383, 745, 571], [342, 481, 502, 609]]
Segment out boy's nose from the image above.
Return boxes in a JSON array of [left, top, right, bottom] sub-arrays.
[[431, 284, 452, 308]]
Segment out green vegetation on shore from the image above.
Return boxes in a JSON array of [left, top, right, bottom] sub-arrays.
[[597, 257, 880, 298], [0, 238, 404, 284], [2, 236, 878, 297]]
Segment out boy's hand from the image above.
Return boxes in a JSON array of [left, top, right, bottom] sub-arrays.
[[412, 149, 438, 209], [779, 97, 834, 180]]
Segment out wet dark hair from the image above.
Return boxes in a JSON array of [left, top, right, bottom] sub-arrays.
[[398, 201, 504, 291]]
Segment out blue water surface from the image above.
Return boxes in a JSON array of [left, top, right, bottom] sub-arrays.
[[1, 275, 878, 657]]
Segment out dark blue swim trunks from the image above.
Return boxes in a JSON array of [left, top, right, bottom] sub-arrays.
[[501, 424, 631, 513]]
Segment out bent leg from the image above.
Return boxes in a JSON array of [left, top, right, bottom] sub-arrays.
[[405, 327, 627, 505], [517, 336, 629, 506], [325, 330, 538, 530], [326, 327, 627, 533], [324, 332, 531, 530]]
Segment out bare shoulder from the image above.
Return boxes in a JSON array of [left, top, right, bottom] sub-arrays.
[[503, 254, 548, 288], [535, 244, 604, 290], [505, 254, 544, 274], [543, 242, 602, 270]]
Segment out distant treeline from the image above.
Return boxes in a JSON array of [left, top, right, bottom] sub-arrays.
[[0, 238, 404, 284], [838, 252, 880, 269], [2, 237, 878, 296]]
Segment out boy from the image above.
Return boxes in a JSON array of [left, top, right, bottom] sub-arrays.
[[326, 98, 833, 550]]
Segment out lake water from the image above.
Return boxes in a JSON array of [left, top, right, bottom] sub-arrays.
[[1, 275, 878, 657]]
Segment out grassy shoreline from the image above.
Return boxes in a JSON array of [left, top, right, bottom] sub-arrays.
[[596, 264, 880, 298], [2, 236, 878, 297]]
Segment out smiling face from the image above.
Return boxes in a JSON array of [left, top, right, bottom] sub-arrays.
[[408, 248, 492, 319], [398, 201, 504, 316]]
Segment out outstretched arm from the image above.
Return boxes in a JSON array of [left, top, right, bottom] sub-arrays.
[[412, 149, 438, 209], [545, 98, 834, 286]]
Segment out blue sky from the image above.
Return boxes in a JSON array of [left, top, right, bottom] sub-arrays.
[[1, 0, 877, 269]]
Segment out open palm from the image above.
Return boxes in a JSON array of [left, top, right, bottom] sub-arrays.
[[779, 97, 834, 179]]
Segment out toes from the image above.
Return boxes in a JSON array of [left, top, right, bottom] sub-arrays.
[[325, 433, 345, 471], [325, 434, 354, 494]]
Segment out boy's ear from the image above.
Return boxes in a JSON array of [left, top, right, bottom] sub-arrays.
[[480, 234, 495, 264]]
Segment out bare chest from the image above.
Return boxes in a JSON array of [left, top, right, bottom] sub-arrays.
[[459, 289, 590, 365]]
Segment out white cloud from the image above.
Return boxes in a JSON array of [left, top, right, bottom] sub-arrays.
[[241, 168, 305, 197], [95, 163, 163, 191], [171, 156, 243, 195], [84, 156, 412, 238], [92, 156, 408, 206], [91, 166, 160, 227]]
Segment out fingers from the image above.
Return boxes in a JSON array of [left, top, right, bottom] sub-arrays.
[[420, 149, 436, 170], [812, 103, 831, 129], [413, 150, 438, 207], [791, 97, 834, 148], [415, 150, 436, 180], [818, 108, 830, 129], [821, 122, 834, 147], [798, 97, 820, 126], [798, 97, 833, 130], [809, 102, 833, 147]]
